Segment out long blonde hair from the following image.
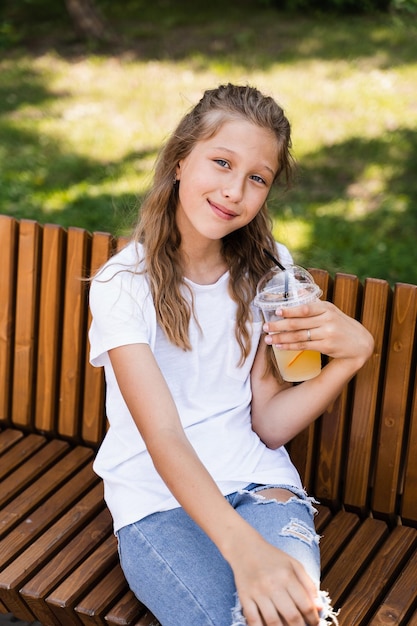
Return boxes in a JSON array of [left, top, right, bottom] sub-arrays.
[[132, 83, 295, 365]]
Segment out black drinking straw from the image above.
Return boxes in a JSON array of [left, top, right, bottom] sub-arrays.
[[262, 248, 286, 271], [263, 248, 289, 299]]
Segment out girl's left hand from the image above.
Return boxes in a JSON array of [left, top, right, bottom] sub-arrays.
[[263, 300, 374, 369]]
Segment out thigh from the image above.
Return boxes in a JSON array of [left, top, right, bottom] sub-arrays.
[[117, 507, 237, 626], [230, 485, 321, 586]]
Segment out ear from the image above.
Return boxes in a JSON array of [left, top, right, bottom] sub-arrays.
[[176, 161, 182, 180]]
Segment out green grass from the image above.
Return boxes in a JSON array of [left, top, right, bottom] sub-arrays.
[[1, 0, 417, 283]]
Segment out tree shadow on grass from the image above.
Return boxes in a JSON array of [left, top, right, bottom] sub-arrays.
[[270, 127, 417, 283], [0, 58, 155, 234], [3, 0, 417, 71], [0, 117, 151, 233]]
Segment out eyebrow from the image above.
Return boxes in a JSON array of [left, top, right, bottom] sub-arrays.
[[213, 146, 276, 177]]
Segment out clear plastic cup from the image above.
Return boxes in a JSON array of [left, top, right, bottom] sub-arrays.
[[254, 265, 322, 382]]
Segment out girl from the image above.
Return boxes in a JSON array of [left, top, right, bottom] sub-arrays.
[[89, 83, 374, 626]]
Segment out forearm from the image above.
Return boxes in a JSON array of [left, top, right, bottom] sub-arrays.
[[146, 427, 261, 561], [252, 354, 365, 449]]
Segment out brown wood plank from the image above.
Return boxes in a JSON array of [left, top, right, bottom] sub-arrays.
[[0, 433, 45, 479], [0, 447, 94, 551], [35, 223, 66, 433], [46, 535, 119, 626], [320, 510, 361, 574], [58, 227, 91, 439], [0, 463, 99, 622], [20, 506, 112, 626], [134, 611, 161, 626], [116, 236, 130, 252], [336, 526, 417, 625], [0, 438, 69, 508], [1, 483, 106, 600], [322, 517, 388, 606], [75, 566, 128, 626], [104, 591, 147, 626], [82, 231, 114, 446], [288, 269, 332, 491], [315, 273, 361, 505], [368, 547, 417, 625], [407, 607, 417, 625], [0, 458, 97, 564], [372, 283, 417, 518], [0, 216, 18, 423], [12, 219, 42, 428], [314, 505, 333, 534], [344, 278, 392, 512], [402, 362, 417, 524], [0, 429, 24, 453]]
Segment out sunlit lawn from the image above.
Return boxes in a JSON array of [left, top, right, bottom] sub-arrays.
[[1, 1, 417, 283]]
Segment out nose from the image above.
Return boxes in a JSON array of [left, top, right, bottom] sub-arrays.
[[222, 174, 245, 202]]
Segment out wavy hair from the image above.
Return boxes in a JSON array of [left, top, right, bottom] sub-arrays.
[[132, 83, 295, 368]]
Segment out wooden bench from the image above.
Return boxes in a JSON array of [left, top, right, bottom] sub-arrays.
[[0, 214, 416, 626]]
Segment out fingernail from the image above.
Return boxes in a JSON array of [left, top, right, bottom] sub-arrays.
[[265, 334, 272, 345], [263, 323, 269, 333]]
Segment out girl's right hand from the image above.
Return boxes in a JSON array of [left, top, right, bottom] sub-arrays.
[[230, 536, 321, 626]]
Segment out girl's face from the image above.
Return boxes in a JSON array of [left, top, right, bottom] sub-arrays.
[[175, 118, 279, 245]]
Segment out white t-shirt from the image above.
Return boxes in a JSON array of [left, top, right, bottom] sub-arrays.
[[89, 241, 302, 533]]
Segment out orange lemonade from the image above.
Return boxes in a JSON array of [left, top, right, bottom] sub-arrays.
[[272, 346, 321, 382]]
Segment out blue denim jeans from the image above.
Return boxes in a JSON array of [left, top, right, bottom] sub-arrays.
[[117, 484, 338, 626]]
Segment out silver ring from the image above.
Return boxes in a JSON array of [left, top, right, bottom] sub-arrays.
[[307, 329, 312, 342]]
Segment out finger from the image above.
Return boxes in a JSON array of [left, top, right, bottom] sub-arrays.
[[241, 597, 267, 626]]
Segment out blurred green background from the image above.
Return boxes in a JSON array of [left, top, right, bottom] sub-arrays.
[[1, 0, 417, 283]]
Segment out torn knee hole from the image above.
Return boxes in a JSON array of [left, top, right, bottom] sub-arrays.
[[280, 518, 318, 546]]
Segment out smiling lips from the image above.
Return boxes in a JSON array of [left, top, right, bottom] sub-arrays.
[[208, 200, 239, 220]]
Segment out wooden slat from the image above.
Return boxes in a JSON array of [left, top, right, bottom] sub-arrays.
[[12, 219, 42, 428], [20, 505, 112, 626], [46, 535, 119, 626], [0, 438, 68, 509], [407, 607, 417, 625], [0, 429, 24, 453], [288, 269, 332, 491], [82, 232, 114, 445], [322, 517, 388, 606], [315, 273, 361, 505], [75, 566, 128, 626], [335, 526, 417, 625], [0, 448, 94, 551], [2, 483, 106, 596], [319, 510, 361, 574], [343, 278, 392, 512], [104, 591, 148, 626], [402, 361, 417, 524], [116, 236, 130, 252], [0, 216, 18, 423], [0, 433, 48, 480], [58, 227, 91, 439], [35, 223, 66, 433], [372, 283, 417, 518], [368, 547, 417, 625], [134, 611, 162, 626]]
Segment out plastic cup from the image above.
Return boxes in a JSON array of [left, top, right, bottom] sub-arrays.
[[254, 265, 322, 382]]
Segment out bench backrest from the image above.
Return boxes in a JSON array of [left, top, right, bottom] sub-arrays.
[[1, 215, 417, 526]]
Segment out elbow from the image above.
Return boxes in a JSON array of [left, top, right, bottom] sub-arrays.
[[251, 416, 286, 450]]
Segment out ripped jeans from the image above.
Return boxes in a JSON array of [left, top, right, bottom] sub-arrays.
[[116, 484, 338, 626]]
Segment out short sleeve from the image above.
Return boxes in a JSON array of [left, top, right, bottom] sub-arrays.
[[88, 254, 156, 367]]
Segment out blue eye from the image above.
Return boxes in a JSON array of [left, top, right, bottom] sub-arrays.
[[214, 159, 230, 168], [251, 175, 266, 185]]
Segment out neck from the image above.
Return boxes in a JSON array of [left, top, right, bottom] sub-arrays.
[[180, 240, 228, 285]]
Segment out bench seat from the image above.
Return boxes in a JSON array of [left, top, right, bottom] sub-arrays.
[[1, 215, 417, 625]]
